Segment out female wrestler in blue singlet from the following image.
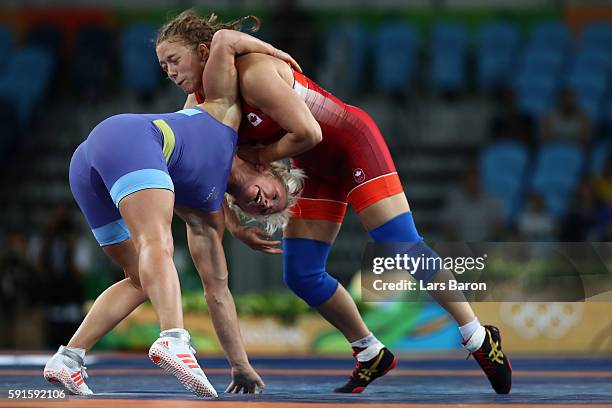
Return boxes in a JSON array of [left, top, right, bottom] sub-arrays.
[[43, 30, 303, 398]]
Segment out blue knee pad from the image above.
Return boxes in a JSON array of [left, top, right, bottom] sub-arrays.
[[283, 238, 339, 308], [368, 212, 440, 282], [368, 212, 423, 243]]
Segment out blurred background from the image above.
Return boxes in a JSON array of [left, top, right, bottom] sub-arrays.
[[0, 0, 611, 356]]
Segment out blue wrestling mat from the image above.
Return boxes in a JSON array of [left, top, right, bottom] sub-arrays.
[[0, 353, 611, 406]]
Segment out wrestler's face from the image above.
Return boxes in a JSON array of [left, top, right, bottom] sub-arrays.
[[235, 170, 288, 216], [156, 38, 208, 94]]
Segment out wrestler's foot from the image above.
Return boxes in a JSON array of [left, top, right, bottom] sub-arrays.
[[334, 346, 397, 393], [466, 325, 512, 394], [149, 328, 217, 398], [43, 346, 93, 395]]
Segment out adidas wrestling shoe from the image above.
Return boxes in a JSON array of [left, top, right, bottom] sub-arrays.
[[466, 325, 512, 394], [148, 328, 217, 398], [43, 346, 93, 395], [334, 346, 398, 393]]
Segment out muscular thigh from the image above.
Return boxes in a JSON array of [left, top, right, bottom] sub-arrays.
[[358, 193, 411, 230], [102, 238, 141, 287], [284, 218, 342, 244], [118, 189, 175, 246], [286, 174, 344, 243]]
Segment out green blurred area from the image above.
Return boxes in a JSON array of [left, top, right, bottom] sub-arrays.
[[91, 288, 414, 353], [115, 6, 561, 35], [88, 251, 612, 352]]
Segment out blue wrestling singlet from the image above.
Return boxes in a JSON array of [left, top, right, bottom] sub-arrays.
[[69, 106, 237, 246]]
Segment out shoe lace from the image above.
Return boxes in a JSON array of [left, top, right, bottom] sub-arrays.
[[349, 360, 362, 380], [349, 350, 384, 382], [185, 336, 197, 355], [80, 366, 89, 380]]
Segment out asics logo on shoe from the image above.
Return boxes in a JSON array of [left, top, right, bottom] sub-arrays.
[[334, 347, 397, 393], [488, 334, 504, 365], [357, 350, 385, 381], [358, 368, 374, 381]]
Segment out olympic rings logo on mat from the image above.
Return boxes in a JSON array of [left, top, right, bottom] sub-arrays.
[[499, 302, 583, 339]]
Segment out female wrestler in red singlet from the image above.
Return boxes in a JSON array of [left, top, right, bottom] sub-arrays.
[[161, 10, 512, 395]]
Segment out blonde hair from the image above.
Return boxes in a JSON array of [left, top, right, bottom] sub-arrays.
[[156, 9, 261, 48], [226, 162, 306, 234]]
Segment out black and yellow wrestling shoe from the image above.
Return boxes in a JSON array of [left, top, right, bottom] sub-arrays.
[[468, 325, 512, 394], [334, 347, 398, 393]]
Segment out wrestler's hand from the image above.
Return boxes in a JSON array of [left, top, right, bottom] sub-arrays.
[[232, 225, 282, 254], [273, 48, 302, 72], [225, 365, 265, 394], [237, 146, 262, 165]]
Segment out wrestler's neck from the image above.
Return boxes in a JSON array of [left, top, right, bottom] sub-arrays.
[[227, 157, 265, 195]]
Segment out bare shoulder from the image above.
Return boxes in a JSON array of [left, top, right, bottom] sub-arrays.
[[236, 53, 271, 69], [196, 101, 241, 132], [236, 53, 293, 85]]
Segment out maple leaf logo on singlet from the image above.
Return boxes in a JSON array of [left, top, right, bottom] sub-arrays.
[[353, 168, 365, 183], [247, 113, 263, 127]]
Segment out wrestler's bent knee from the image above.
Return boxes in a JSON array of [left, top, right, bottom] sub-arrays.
[[282, 238, 338, 307]]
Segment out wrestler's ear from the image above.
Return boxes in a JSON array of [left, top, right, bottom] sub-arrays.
[[197, 43, 209, 61], [255, 163, 271, 172]]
